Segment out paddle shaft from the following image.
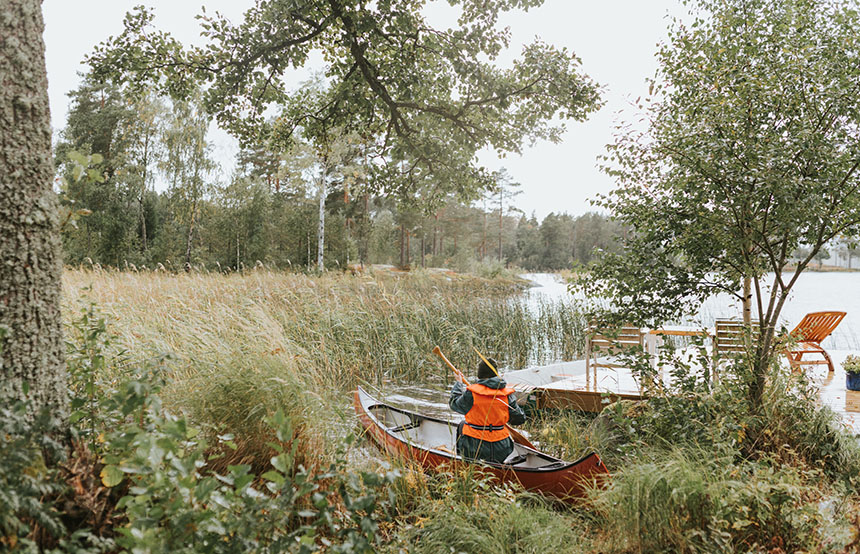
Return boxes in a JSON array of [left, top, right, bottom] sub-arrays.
[[431, 346, 536, 450], [433, 346, 467, 383]]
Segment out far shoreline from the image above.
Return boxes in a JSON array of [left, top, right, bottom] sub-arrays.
[[783, 264, 860, 273]]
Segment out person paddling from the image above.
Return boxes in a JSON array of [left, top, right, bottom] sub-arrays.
[[449, 357, 526, 464]]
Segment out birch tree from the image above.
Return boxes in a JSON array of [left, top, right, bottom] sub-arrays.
[[160, 96, 216, 267], [581, 0, 860, 409]]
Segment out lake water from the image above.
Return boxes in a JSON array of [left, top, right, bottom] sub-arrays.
[[373, 271, 860, 418], [698, 272, 860, 350], [524, 271, 860, 349]]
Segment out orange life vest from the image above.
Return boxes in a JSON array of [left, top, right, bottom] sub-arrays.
[[462, 383, 515, 442]]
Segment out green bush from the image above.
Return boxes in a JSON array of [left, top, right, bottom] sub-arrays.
[[100, 380, 398, 553], [0, 389, 65, 552], [0, 301, 404, 552]]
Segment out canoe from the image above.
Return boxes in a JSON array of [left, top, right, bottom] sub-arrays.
[[353, 386, 609, 501]]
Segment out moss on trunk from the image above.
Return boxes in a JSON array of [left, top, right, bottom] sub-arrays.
[[0, 0, 67, 417]]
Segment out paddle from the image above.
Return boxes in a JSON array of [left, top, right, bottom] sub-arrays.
[[432, 346, 536, 450], [472, 346, 499, 377]]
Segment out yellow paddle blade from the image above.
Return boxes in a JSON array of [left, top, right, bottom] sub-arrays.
[[472, 346, 499, 377]]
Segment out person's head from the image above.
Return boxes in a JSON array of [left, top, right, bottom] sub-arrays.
[[477, 357, 499, 380]]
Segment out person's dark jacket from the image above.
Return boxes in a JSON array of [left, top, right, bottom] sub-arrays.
[[449, 376, 526, 464]]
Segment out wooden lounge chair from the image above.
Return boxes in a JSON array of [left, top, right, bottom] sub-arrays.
[[784, 311, 846, 373]]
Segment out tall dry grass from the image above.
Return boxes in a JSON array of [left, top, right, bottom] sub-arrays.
[[62, 267, 584, 469]]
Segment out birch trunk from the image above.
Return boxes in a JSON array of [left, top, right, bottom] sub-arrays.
[[317, 164, 326, 272], [139, 131, 150, 252], [0, 0, 67, 416], [742, 275, 752, 326], [184, 212, 195, 268], [498, 190, 503, 262]]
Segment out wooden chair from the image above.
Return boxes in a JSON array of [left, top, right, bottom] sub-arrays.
[[585, 323, 645, 375], [784, 311, 846, 372], [712, 319, 760, 375], [713, 319, 760, 355]]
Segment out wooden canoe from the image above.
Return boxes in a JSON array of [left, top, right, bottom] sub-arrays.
[[353, 386, 609, 501]]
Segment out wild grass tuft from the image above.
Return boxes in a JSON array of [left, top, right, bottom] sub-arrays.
[[388, 475, 589, 554], [588, 449, 826, 553]]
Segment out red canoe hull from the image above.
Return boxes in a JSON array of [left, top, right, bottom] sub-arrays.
[[354, 388, 609, 501]]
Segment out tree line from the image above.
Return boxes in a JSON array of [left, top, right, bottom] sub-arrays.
[[56, 75, 622, 273]]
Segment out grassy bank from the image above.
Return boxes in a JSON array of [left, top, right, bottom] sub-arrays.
[[62, 268, 582, 386], [19, 269, 855, 552]]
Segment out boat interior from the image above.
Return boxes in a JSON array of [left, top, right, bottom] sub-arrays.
[[366, 401, 569, 470]]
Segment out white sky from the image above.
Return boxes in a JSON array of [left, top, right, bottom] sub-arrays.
[[42, 0, 685, 219]]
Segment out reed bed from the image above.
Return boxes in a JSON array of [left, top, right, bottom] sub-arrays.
[[62, 268, 584, 468], [62, 268, 581, 385]]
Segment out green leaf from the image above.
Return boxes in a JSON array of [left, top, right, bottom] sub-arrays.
[[100, 464, 124, 487], [261, 470, 285, 485]]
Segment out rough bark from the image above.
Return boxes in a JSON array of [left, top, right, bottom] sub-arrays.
[[0, 0, 67, 416]]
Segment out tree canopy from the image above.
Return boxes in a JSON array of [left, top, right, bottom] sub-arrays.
[[88, 0, 601, 204], [580, 0, 860, 406]]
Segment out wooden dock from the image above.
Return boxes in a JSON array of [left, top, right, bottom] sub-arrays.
[[505, 352, 860, 435], [505, 359, 646, 413], [809, 351, 860, 435]]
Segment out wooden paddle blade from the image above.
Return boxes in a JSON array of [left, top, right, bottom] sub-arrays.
[[507, 425, 536, 450]]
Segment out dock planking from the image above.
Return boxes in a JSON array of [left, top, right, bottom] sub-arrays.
[[505, 351, 860, 435]]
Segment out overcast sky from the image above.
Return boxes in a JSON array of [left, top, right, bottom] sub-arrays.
[[42, 0, 685, 219]]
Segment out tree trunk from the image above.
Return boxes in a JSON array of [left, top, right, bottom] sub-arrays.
[[0, 0, 67, 416], [184, 191, 197, 268], [345, 217, 350, 266], [184, 215, 195, 268], [139, 190, 147, 252], [406, 229, 411, 266], [399, 224, 405, 268], [481, 207, 487, 261], [139, 131, 150, 252], [433, 212, 438, 256], [742, 275, 752, 326], [317, 164, 326, 272], [360, 193, 369, 267], [498, 191, 503, 263]]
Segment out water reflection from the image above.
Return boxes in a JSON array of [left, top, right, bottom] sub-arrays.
[[365, 378, 457, 421]]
